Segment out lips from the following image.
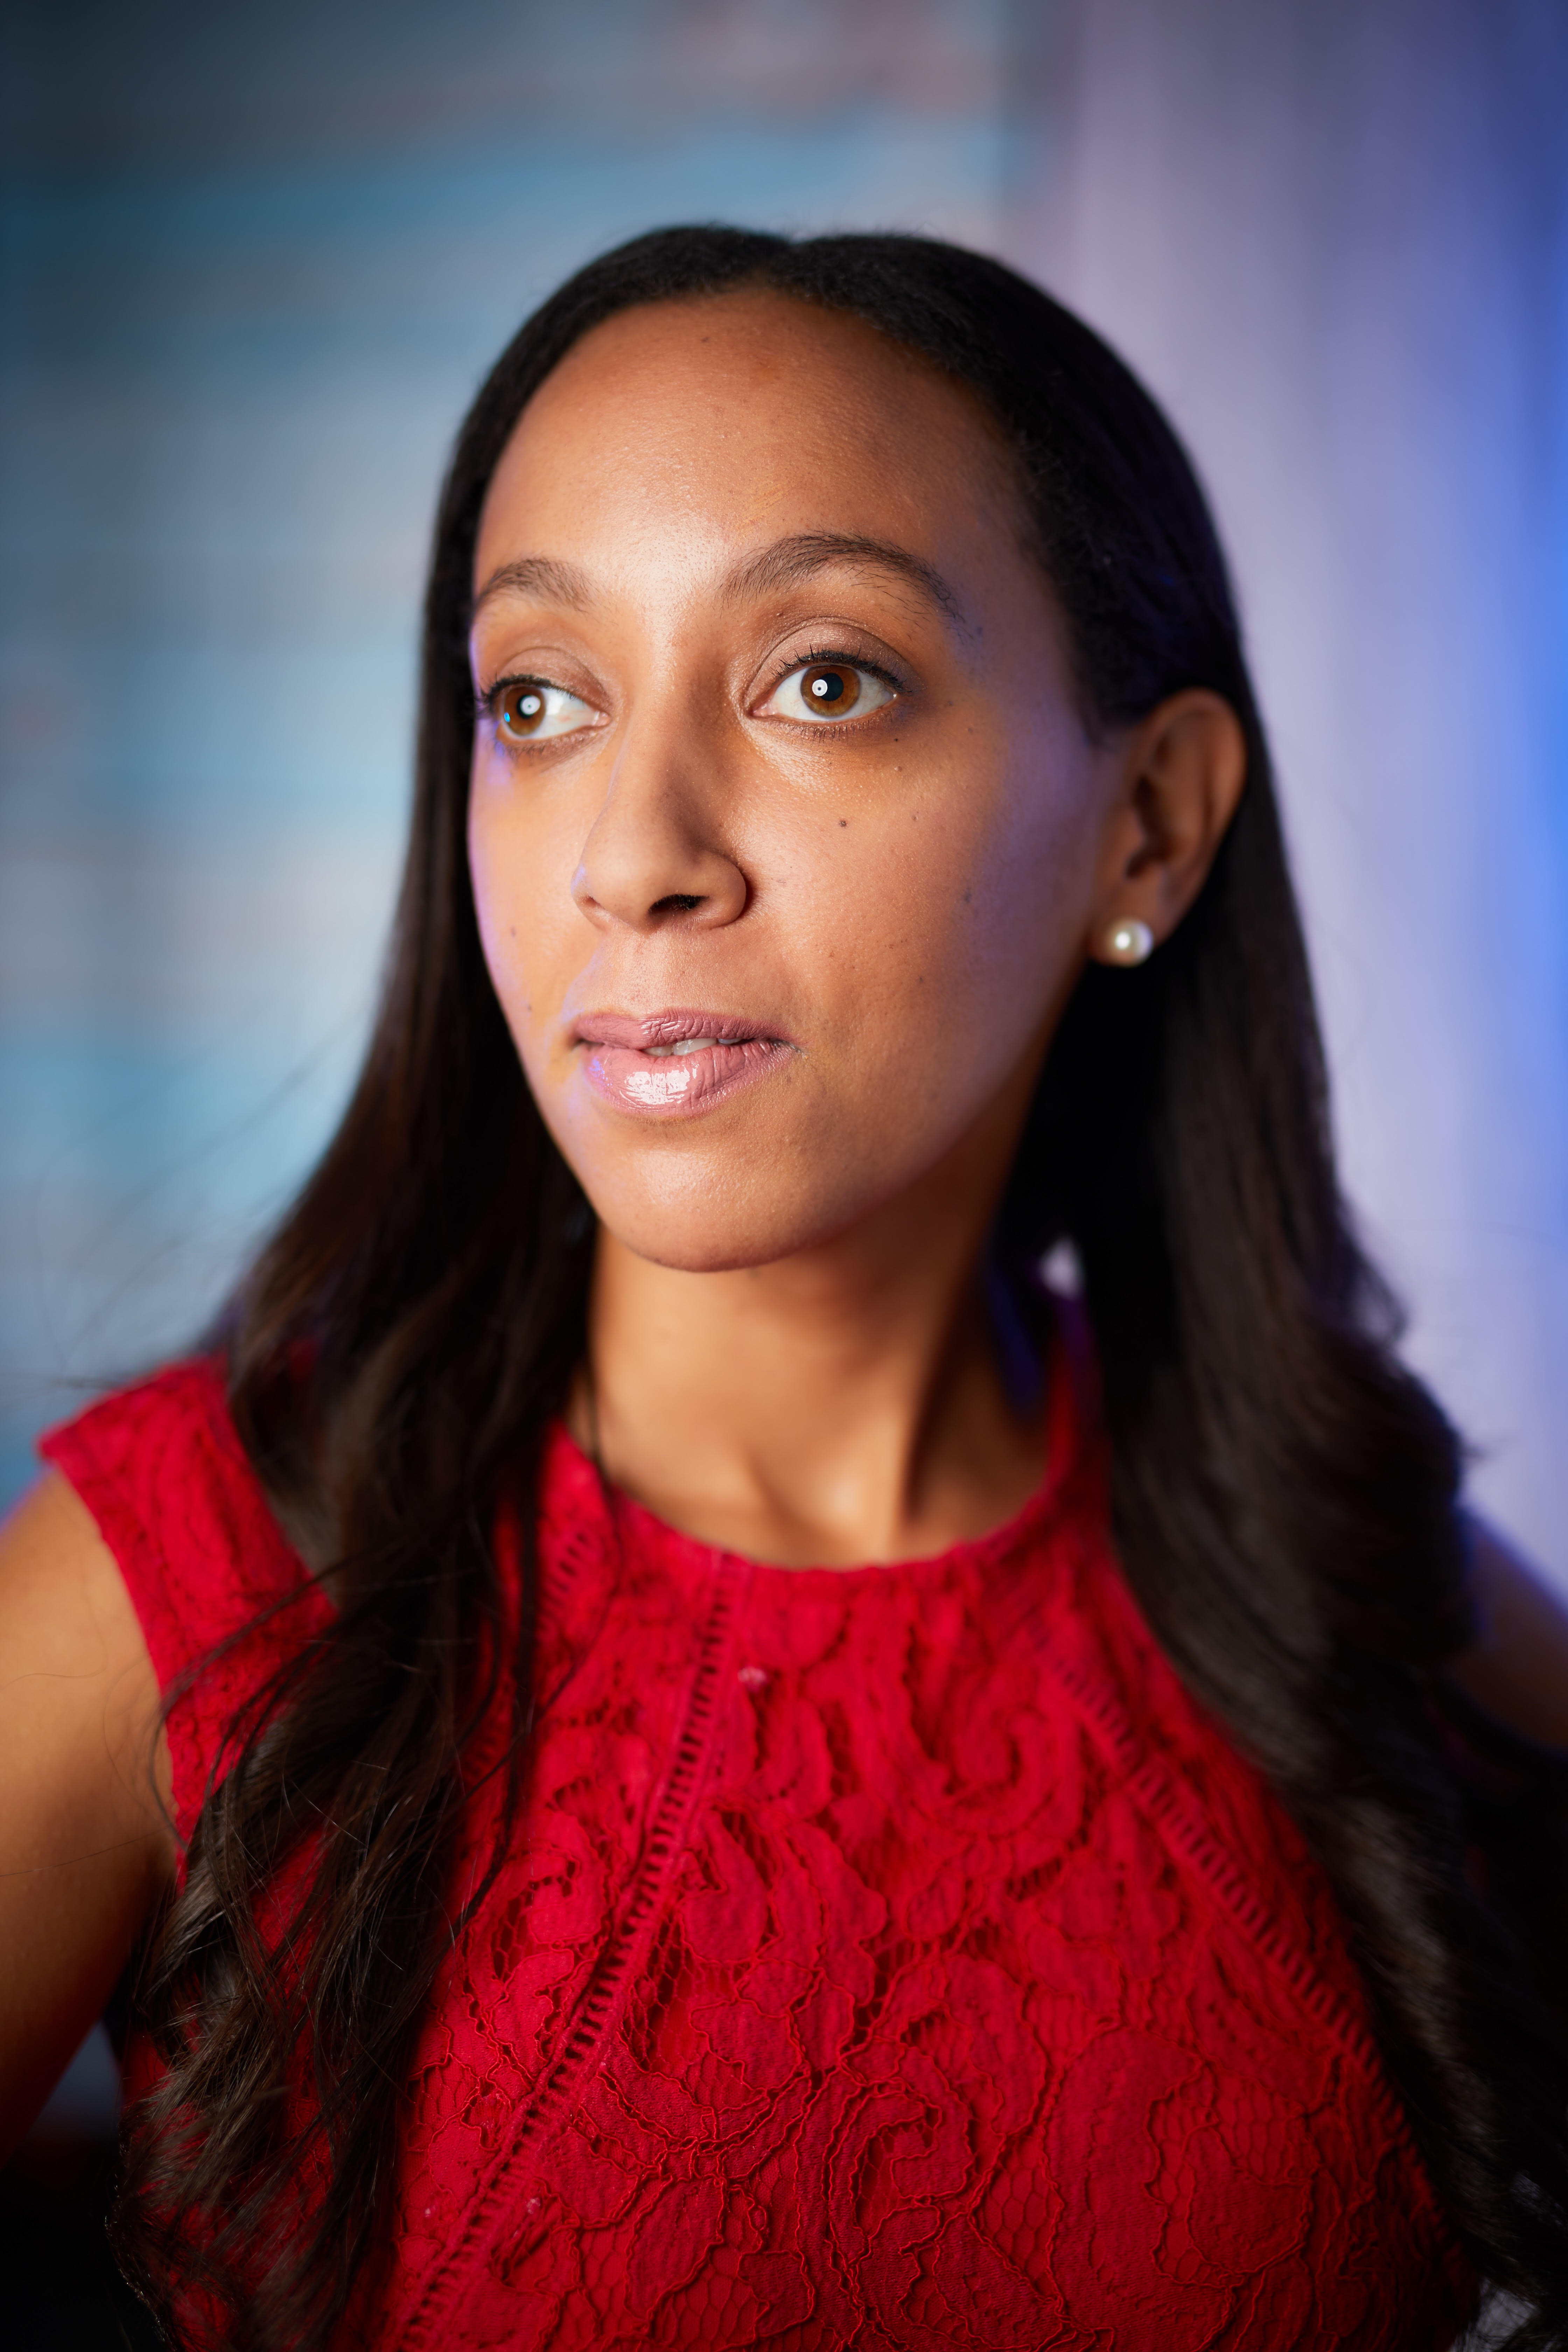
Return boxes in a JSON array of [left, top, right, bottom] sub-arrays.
[[572, 1008, 795, 1116]]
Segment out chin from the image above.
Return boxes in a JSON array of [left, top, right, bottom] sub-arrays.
[[605, 1229, 786, 1276], [577, 1154, 881, 1276]]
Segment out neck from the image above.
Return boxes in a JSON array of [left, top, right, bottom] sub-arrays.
[[574, 1157, 1046, 1570]]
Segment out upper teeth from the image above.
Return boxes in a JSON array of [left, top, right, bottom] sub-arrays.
[[646, 1037, 722, 1057]]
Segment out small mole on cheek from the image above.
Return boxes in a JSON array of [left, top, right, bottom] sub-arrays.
[[838, 819, 847, 828], [963, 889, 972, 904]]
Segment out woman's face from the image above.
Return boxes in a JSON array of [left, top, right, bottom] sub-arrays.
[[469, 292, 1127, 1273]]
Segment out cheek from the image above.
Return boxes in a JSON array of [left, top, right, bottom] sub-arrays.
[[467, 771, 519, 1011], [829, 735, 1097, 1085], [466, 758, 571, 1068], [961, 772, 1096, 1009]]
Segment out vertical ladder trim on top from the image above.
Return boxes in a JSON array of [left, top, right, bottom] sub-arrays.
[[394, 1554, 746, 2348]]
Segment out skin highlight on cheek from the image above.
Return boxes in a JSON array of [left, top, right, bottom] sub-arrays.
[[465, 290, 1220, 1291]]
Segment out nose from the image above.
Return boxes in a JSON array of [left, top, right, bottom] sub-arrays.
[[571, 718, 749, 935]]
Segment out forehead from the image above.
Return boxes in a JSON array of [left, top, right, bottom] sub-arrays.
[[473, 290, 1022, 581]]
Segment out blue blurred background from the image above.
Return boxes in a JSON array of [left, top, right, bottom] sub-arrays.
[[2, 0, 1567, 2334], [3, 0, 1567, 1558]]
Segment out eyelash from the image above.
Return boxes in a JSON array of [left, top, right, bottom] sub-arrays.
[[474, 646, 908, 731], [765, 644, 904, 701], [477, 673, 550, 718]]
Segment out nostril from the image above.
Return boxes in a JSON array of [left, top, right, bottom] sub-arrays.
[[651, 893, 704, 915]]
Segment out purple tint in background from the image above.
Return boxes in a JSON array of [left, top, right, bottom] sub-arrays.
[[1, 0, 1566, 1587], [1019, 0, 1568, 1584]]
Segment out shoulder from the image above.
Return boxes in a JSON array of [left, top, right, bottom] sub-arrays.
[[36, 1358, 329, 1842], [40, 1357, 310, 1662], [41, 1357, 267, 1574], [1449, 1510, 1568, 1751], [0, 1466, 168, 1781], [0, 1467, 177, 2152]]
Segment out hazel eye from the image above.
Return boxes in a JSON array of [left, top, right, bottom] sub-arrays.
[[491, 679, 595, 744], [763, 659, 895, 724]]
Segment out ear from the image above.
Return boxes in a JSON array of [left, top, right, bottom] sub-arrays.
[[1086, 690, 1248, 965]]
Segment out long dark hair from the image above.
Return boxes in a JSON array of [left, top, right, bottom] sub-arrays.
[[115, 226, 1568, 2346]]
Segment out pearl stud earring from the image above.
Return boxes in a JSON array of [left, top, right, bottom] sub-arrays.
[[1102, 917, 1154, 966]]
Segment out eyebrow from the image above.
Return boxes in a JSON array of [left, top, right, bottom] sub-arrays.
[[722, 532, 965, 622], [470, 533, 964, 626], [470, 554, 594, 616]]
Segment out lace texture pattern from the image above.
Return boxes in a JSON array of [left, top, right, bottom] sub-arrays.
[[43, 1364, 1472, 2350]]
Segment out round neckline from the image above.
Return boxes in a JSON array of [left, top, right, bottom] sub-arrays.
[[555, 1422, 1060, 1586], [550, 1316, 1091, 1590]]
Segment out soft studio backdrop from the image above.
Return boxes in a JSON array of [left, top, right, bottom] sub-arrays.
[[3, 0, 1567, 1583], [1, 3, 1567, 2333]]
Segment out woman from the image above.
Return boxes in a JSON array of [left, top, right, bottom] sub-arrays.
[[2, 225, 1566, 2349]]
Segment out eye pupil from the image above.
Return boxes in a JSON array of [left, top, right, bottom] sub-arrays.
[[502, 686, 546, 735], [802, 664, 858, 713]]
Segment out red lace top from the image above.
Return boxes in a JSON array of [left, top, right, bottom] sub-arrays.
[[42, 1358, 1473, 2350]]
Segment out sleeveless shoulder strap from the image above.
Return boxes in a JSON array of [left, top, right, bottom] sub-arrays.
[[40, 1359, 330, 1849]]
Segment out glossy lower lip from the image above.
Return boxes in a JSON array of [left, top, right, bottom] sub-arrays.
[[572, 1009, 796, 1118]]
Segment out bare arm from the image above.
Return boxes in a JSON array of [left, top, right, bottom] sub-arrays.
[[0, 1471, 176, 2161], [1449, 1512, 1568, 1752]]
